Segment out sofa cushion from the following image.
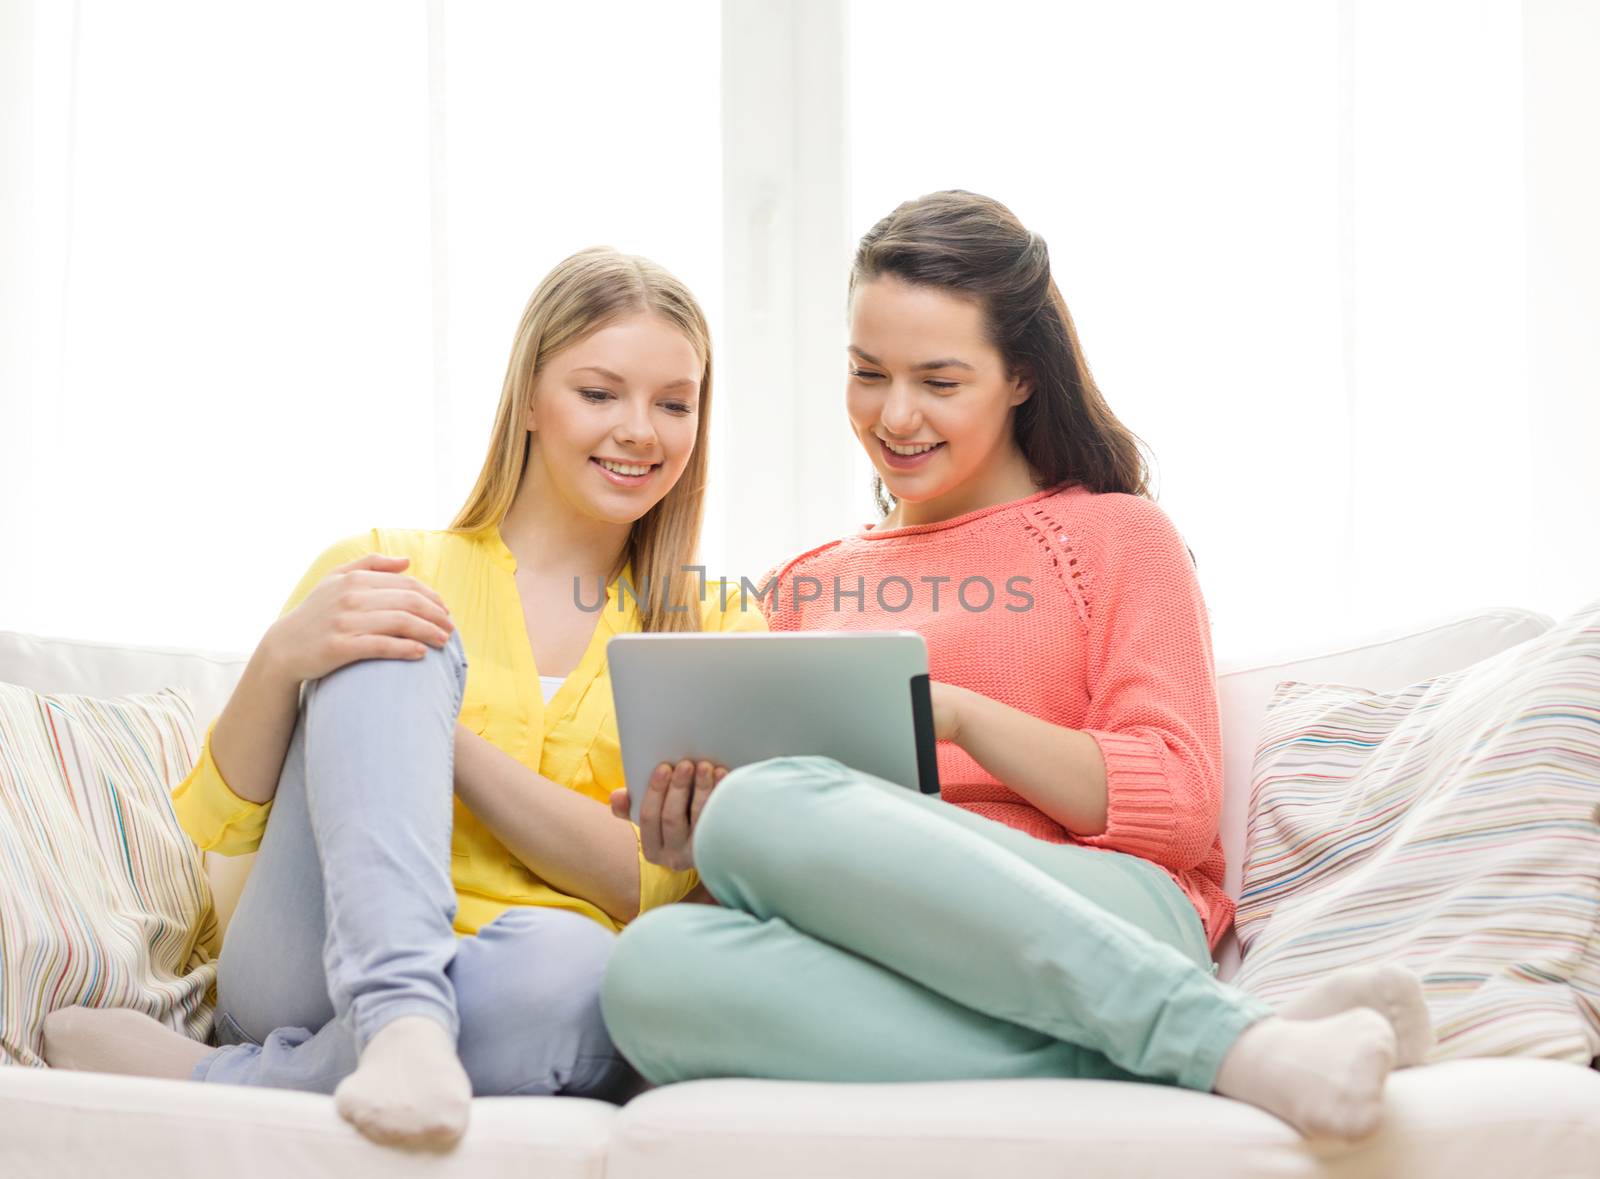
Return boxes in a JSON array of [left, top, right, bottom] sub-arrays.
[[0, 1068, 616, 1179], [0, 631, 249, 731], [0, 683, 218, 1065], [0, 631, 258, 935], [1233, 599, 1600, 1064], [604, 1061, 1600, 1179], [1211, 607, 1552, 978]]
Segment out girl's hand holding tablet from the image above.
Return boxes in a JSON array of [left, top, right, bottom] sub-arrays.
[[611, 758, 728, 870]]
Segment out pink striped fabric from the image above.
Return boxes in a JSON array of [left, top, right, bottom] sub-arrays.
[[0, 684, 217, 1067], [1233, 599, 1600, 1064]]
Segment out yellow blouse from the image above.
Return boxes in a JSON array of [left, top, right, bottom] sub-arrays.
[[171, 526, 767, 935]]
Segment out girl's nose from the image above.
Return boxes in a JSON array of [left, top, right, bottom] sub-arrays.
[[614, 403, 656, 449], [880, 383, 921, 436]]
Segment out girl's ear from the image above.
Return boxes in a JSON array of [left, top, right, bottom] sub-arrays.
[[1008, 368, 1035, 408], [523, 396, 538, 432]]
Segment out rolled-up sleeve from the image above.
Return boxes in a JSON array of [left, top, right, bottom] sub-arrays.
[[635, 833, 701, 916], [171, 721, 274, 855], [1074, 503, 1223, 873]]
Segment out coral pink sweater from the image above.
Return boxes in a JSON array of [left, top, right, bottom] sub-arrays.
[[763, 482, 1231, 949]]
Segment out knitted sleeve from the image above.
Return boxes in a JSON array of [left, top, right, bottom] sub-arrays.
[[1073, 498, 1223, 873]]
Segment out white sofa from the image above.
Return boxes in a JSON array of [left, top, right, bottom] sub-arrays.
[[2, 608, 1598, 1179]]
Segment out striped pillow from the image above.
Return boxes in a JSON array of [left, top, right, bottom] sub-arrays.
[[1233, 600, 1600, 1064], [0, 683, 218, 1067]]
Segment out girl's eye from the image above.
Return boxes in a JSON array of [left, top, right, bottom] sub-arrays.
[[849, 368, 884, 380], [582, 387, 693, 415], [926, 380, 959, 390]]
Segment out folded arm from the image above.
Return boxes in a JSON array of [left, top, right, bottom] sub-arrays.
[[452, 726, 644, 923], [939, 686, 1110, 836], [937, 503, 1223, 872]]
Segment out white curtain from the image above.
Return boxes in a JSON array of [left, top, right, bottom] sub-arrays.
[[3, 0, 1596, 656], [0, 0, 721, 651], [849, 0, 1599, 654]]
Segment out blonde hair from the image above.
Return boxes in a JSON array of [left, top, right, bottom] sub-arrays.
[[450, 247, 713, 633]]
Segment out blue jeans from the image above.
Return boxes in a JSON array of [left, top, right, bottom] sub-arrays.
[[603, 755, 1270, 1088], [193, 632, 632, 1098]]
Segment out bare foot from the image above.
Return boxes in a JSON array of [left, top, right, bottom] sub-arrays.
[[41, 1007, 214, 1079], [333, 1015, 471, 1151]]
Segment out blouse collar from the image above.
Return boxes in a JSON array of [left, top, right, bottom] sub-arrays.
[[487, 524, 634, 607]]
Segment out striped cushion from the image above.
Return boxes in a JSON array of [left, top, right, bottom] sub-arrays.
[[0, 684, 217, 1067], [1233, 600, 1600, 1064]]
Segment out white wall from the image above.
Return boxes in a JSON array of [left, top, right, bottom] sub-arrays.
[[0, 0, 722, 652], [1, 0, 1595, 655], [847, 0, 1599, 653], [1525, 0, 1600, 625], [0, 0, 31, 592], [717, 0, 860, 583]]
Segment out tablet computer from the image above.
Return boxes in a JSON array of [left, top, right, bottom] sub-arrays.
[[607, 631, 940, 825]]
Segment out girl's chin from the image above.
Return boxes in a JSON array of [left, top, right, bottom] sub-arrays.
[[878, 469, 982, 516], [876, 467, 943, 500], [573, 485, 667, 526]]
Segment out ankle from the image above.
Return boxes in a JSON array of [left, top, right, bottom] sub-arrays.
[[361, 1012, 458, 1054]]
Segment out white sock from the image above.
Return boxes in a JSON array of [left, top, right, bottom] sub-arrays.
[[1212, 1009, 1396, 1141], [1277, 964, 1435, 1067], [333, 1015, 471, 1151], [41, 1006, 215, 1079]]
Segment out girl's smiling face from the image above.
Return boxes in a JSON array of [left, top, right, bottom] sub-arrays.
[[525, 311, 703, 526], [847, 276, 1035, 525]]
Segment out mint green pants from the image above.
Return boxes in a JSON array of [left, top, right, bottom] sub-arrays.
[[601, 755, 1270, 1090]]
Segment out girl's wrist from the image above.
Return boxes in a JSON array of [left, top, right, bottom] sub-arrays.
[[252, 622, 302, 696], [946, 684, 973, 746]]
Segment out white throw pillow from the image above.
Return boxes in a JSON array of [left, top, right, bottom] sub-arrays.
[[1233, 600, 1600, 1064], [0, 683, 218, 1066]]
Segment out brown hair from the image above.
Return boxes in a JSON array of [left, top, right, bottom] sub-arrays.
[[850, 191, 1154, 514], [450, 247, 712, 633]]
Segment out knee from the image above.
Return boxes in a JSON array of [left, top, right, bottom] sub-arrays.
[[600, 907, 684, 1041], [601, 905, 730, 1060], [694, 755, 846, 888], [308, 629, 466, 717]]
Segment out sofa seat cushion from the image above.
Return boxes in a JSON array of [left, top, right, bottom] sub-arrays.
[[605, 1061, 1600, 1179], [0, 1068, 616, 1179]]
